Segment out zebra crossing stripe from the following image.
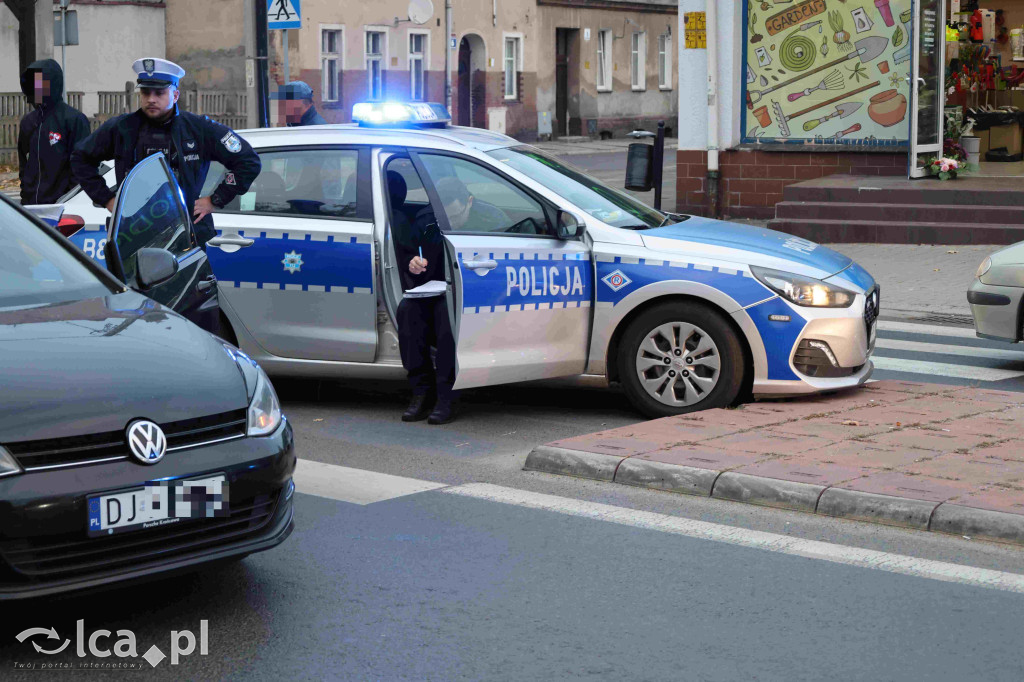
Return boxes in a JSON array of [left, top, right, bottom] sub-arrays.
[[876, 320, 979, 339], [871, 357, 1024, 382], [874, 338, 1024, 362]]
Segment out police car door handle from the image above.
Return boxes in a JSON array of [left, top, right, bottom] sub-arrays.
[[206, 234, 254, 250], [462, 259, 497, 271], [197, 275, 216, 293]]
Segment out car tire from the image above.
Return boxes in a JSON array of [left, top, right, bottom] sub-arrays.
[[618, 301, 745, 418]]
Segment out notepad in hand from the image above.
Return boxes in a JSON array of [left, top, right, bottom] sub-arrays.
[[403, 280, 447, 298]]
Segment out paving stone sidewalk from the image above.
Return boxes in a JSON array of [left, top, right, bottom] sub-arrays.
[[525, 381, 1024, 546]]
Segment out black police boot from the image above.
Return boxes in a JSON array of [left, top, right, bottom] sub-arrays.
[[427, 399, 457, 425], [402, 392, 435, 422]]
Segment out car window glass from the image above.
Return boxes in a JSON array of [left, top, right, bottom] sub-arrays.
[[417, 154, 550, 236], [205, 149, 362, 219], [385, 157, 428, 204], [113, 158, 193, 285], [0, 201, 110, 308], [487, 146, 666, 229]]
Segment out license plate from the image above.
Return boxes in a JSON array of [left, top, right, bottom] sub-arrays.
[[87, 474, 228, 537]]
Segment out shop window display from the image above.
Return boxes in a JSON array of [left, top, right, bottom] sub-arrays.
[[744, 0, 912, 145]]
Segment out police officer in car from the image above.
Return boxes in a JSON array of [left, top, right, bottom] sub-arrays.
[[273, 81, 327, 126], [71, 58, 261, 248]]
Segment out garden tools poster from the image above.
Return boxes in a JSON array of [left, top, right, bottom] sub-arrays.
[[745, 0, 912, 145]]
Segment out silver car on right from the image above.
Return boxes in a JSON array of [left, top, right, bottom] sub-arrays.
[[969, 246, 1024, 342]]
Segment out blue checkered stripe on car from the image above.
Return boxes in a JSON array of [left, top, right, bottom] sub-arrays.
[[207, 230, 374, 294], [595, 256, 773, 308], [458, 250, 592, 313]]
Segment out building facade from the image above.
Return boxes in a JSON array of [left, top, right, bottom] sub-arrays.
[[255, 0, 677, 139]]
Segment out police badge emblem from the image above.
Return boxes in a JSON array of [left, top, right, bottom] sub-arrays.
[[220, 132, 242, 153], [143, 59, 155, 76]]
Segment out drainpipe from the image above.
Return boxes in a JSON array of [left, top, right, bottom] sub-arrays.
[[445, 0, 453, 113], [706, 0, 720, 218]]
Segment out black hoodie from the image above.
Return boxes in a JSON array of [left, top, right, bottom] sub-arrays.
[[18, 59, 90, 205]]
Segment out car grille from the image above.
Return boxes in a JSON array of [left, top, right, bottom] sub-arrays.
[[864, 285, 880, 333], [4, 409, 247, 472], [0, 490, 279, 579]]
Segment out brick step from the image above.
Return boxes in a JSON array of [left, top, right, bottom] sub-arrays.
[[765, 218, 1024, 245], [782, 178, 1024, 207], [775, 201, 1024, 224]]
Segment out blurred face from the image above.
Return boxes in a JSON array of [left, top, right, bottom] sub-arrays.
[[33, 74, 50, 104], [279, 98, 310, 124], [139, 86, 178, 121]]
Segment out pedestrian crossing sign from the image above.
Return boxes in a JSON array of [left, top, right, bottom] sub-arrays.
[[268, 0, 301, 30]]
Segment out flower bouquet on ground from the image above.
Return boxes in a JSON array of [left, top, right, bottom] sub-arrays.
[[925, 156, 971, 180]]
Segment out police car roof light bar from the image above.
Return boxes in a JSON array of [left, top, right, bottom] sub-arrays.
[[351, 101, 451, 128]]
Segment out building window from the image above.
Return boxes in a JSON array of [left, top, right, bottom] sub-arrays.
[[365, 30, 385, 100], [321, 27, 342, 103], [631, 31, 646, 91], [504, 36, 521, 100], [597, 29, 612, 92], [409, 32, 427, 101], [658, 34, 671, 90]]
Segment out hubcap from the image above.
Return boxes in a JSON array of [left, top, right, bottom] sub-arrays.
[[634, 321, 722, 407]]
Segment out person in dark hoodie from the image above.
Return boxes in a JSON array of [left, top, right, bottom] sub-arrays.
[[17, 59, 90, 205], [70, 57, 260, 248]]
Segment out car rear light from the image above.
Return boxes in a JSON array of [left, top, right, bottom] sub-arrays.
[[57, 214, 85, 237]]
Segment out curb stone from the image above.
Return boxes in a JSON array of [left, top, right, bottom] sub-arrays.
[[712, 472, 825, 513], [614, 459, 718, 496], [817, 488, 937, 530], [930, 504, 1024, 544], [523, 445, 621, 481]]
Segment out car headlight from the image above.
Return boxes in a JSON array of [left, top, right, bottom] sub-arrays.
[[750, 266, 856, 308], [247, 367, 282, 437], [976, 257, 992, 279], [0, 446, 22, 478]]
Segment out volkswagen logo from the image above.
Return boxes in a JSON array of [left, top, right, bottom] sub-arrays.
[[126, 420, 167, 465]]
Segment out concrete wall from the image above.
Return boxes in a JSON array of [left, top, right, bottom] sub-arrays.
[[166, 0, 246, 90], [0, 4, 19, 92], [535, 2, 678, 138]]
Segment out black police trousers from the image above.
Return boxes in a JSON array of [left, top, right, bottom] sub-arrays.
[[397, 295, 457, 401]]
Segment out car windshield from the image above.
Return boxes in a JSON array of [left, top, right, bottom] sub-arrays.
[[487, 146, 673, 230], [0, 199, 111, 308]]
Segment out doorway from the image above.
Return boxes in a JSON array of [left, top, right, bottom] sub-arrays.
[[555, 28, 581, 137], [457, 34, 487, 128]]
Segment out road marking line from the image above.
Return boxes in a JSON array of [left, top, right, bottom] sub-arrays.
[[875, 338, 1024, 362], [878, 320, 979, 339], [294, 459, 447, 505], [871, 357, 1024, 381], [442, 483, 1024, 594]]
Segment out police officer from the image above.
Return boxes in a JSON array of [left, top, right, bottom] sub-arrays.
[[389, 171, 458, 425], [18, 59, 90, 205], [273, 81, 327, 126], [70, 58, 260, 247]]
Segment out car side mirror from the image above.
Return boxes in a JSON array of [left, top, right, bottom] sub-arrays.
[[556, 210, 585, 240], [625, 143, 654, 192], [136, 248, 179, 289]]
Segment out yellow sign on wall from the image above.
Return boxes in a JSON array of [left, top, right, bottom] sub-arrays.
[[685, 12, 706, 49]]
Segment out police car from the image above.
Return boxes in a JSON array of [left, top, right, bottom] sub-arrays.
[[53, 102, 878, 417]]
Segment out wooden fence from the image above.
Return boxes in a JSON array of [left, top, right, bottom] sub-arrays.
[[1, 88, 249, 166]]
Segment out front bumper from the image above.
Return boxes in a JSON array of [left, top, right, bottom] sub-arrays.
[[968, 279, 1024, 343], [0, 420, 295, 600]]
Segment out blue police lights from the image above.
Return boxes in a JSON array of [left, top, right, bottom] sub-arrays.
[[351, 101, 451, 128]]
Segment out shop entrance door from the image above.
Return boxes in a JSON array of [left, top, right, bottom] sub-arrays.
[[909, 0, 947, 177]]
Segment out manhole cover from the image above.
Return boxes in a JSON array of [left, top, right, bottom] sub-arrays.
[[912, 313, 975, 327]]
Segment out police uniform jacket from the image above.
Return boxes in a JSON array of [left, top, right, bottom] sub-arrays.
[[70, 106, 261, 241], [18, 59, 91, 205]]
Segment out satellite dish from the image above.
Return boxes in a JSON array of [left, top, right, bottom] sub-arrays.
[[408, 0, 433, 24]]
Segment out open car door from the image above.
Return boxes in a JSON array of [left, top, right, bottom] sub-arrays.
[[106, 152, 220, 334]]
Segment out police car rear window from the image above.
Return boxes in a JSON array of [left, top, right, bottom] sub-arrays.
[[487, 147, 667, 230]]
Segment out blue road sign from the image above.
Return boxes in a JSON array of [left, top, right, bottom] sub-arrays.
[[268, 0, 301, 30]]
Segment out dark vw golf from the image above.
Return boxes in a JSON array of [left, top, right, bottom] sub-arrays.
[[0, 154, 295, 599]]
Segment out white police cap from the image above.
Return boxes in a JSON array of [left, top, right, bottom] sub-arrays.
[[133, 58, 185, 88]]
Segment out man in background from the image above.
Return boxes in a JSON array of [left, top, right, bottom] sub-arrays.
[[274, 81, 327, 126], [18, 60, 90, 205]]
